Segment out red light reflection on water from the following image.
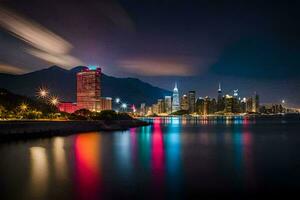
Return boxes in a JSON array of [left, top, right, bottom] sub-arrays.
[[151, 118, 165, 195], [243, 130, 255, 189], [75, 133, 101, 200]]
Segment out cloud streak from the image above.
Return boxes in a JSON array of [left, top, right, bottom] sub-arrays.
[[0, 6, 83, 69], [0, 63, 26, 74], [117, 56, 205, 76]]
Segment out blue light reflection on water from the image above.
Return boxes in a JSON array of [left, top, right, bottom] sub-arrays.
[[2, 116, 300, 199]]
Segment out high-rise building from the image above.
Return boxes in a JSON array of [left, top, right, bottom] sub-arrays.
[[224, 95, 234, 113], [252, 93, 260, 113], [157, 99, 165, 114], [77, 66, 101, 111], [188, 91, 196, 113], [180, 94, 189, 111], [246, 97, 253, 112], [172, 82, 180, 112], [217, 83, 225, 112], [140, 103, 146, 116], [203, 96, 211, 115], [233, 89, 239, 97], [101, 97, 112, 110], [164, 96, 172, 114], [196, 97, 204, 115]]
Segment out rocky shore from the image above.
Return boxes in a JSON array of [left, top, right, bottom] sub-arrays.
[[0, 119, 150, 141]]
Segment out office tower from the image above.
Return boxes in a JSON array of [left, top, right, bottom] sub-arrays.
[[188, 91, 196, 113], [246, 97, 253, 113], [224, 94, 234, 113], [157, 99, 165, 114], [164, 96, 172, 114], [180, 94, 189, 111], [172, 82, 180, 112], [196, 97, 205, 115], [217, 83, 225, 111], [210, 98, 217, 113], [77, 66, 101, 111], [152, 104, 159, 114], [203, 96, 211, 115], [101, 97, 112, 110], [240, 97, 247, 113], [140, 103, 146, 116], [252, 93, 260, 113]]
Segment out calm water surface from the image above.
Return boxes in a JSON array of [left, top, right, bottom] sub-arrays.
[[1, 117, 300, 199]]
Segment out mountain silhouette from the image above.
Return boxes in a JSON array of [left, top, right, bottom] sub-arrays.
[[0, 66, 171, 106]]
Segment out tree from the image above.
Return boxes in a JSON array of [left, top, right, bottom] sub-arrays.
[[74, 109, 92, 118], [0, 105, 7, 119]]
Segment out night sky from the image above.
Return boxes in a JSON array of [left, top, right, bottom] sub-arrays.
[[0, 0, 300, 106]]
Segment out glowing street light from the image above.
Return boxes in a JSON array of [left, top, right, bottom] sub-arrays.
[[20, 103, 28, 111], [121, 103, 127, 109], [37, 88, 49, 98], [115, 98, 120, 104], [282, 99, 285, 104], [50, 97, 59, 106]]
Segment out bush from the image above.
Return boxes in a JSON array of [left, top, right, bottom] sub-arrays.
[[68, 113, 88, 120], [74, 109, 92, 118], [92, 110, 133, 121]]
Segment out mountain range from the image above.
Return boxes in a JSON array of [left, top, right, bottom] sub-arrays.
[[0, 66, 172, 106]]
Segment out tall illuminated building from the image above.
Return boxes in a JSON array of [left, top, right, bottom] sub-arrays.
[[180, 94, 189, 111], [164, 96, 172, 114], [188, 91, 196, 113], [77, 66, 101, 111], [172, 82, 180, 112], [217, 82, 222, 101], [252, 92, 260, 113], [217, 83, 224, 111]]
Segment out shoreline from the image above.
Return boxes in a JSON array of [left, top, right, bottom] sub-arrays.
[[0, 119, 151, 141]]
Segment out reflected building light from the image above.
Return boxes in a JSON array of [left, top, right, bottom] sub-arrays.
[[53, 137, 67, 181], [29, 147, 49, 199], [151, 118, 165, 193], [75, 133, 101, 199]]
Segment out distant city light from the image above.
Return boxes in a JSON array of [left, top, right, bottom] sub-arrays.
[[282, 99, 285, 104], [38, 88, 48, 98], [121, 103, 127, 109], [115, 98, 120, 104], [20, 103, 28, 111], [50, 97, 59, 105]]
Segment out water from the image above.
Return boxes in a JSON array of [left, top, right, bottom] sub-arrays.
[[1, 117, 300, 199]]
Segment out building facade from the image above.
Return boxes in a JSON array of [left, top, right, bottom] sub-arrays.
[[188, 91, 196, 113], [164, 96, 172, 114], [180, 94, 189, 111], [77, 67, 102, 111], [172, 83, 180, 112]]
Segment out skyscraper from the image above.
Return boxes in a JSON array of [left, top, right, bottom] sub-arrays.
[[252, 93, 260, 113], [218, 82, 222, 101], [217, 83, 224, 111], [164, 96, 172, 114], [180, 94, 189, 111], [77, 66, 101, 111], [172, 82, 180, 112], [188, 91, 196, 113]]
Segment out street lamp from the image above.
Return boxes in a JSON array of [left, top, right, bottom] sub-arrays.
[[115, 98, 120, 104], [20, 103, 28, 111], [50, 97, 59, 106], [121, 103, 127, 111], [37, 88, 49, 98]]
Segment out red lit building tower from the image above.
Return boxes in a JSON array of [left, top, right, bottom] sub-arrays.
[[76, 67, 102, 111]]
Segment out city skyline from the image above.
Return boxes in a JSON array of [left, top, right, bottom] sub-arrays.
[[0, 0, 299, 106]]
